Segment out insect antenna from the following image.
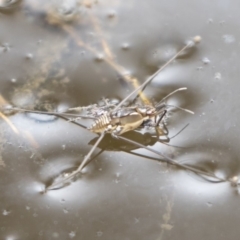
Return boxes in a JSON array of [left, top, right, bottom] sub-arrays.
[[165, 104, 194, 115], [154, 88, 194, 114], [158, 87, 187, 103]]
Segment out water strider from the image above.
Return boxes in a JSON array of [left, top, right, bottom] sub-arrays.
[[3, 35, 228, 190]]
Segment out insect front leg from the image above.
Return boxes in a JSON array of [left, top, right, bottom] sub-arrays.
[[143, 110, 170, 142], [155, 111, 170, 142]]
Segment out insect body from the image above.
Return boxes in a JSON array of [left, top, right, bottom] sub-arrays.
[[89, 104, 166, 136], [88, 88, 192, 139]]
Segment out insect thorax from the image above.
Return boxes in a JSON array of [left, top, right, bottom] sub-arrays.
[[89, 105, 160, 135]]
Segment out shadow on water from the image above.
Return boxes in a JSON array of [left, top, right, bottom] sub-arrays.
[[88, 130, 240, 186]]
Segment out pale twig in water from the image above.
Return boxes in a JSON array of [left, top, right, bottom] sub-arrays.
[[61, 23, 150, 105]]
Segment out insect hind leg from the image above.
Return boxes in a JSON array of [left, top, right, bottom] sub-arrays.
[[114, 135, 226, 182], [46, 131, 106, 191]]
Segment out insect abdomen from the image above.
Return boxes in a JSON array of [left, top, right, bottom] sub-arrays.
[[89, 113, 112, 133]]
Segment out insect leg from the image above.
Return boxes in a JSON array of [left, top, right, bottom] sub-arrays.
[[156, 124, 191, 148], [67, 104, 97, 112], [114, 134, 226, 183], [139, 110, 168, 141], [152, 110, 170, 141], [57, 115, 88, 129], [77, 131, 106, 172], [6, 106, 96, 119], [46, 131, 106, 190], [156, 110, 167, 126], [120, 36, 201, 110], [169, 123, 189, 140]]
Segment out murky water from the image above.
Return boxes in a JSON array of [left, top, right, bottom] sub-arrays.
[[1, 0, 240, 240]]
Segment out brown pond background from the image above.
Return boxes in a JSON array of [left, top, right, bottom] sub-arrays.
[[0, 0, 240, 239]]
